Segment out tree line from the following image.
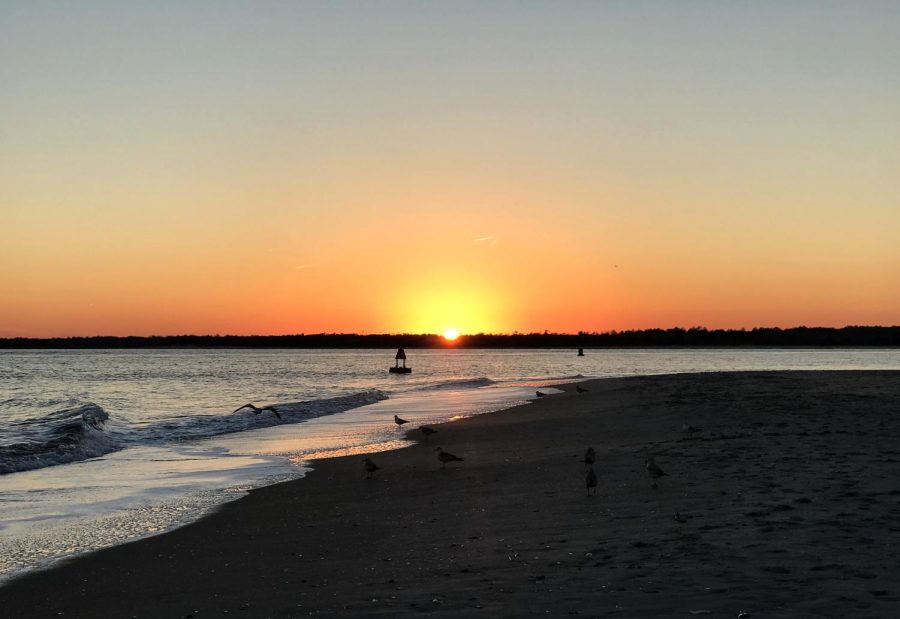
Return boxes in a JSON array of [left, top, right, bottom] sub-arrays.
[[2, 326, 899, 348]]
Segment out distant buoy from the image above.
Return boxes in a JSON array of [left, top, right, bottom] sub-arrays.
[[389, 347, 411, 374]]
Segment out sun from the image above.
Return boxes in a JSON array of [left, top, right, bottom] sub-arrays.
[[443, 328, 460, 341]]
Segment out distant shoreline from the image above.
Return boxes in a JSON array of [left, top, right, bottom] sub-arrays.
[[1, 326, 899, 348]]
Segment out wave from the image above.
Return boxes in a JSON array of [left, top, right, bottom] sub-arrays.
[[0, 391, 389, 476], [138, 390, 390, 442], [0, 404, 120, 475], [419, 377, 497, 391]]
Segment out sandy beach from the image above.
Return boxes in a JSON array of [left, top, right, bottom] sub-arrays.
[[2, 370, 899, 618]]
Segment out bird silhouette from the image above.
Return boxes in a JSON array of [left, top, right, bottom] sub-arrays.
[[586, 468, 598, 496], [645, 458, 667, 489], [233, 403, 281, 420], [576, 385, 589, 394], [435, 447, 464, 469], [363, 457, 380, 479], [419, 425, 437, 440], [584, 447, 596, 469], [535, 390, 546, 398], [394, 414, 409, 428]]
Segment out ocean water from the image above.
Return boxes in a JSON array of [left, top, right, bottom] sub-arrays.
[[1, 348, 898, 579]]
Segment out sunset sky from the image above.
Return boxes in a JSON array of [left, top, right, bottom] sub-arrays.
[[2, 2, 898, 337]]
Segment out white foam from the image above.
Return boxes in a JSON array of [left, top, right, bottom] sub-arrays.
[[0, 382, 556, 581]]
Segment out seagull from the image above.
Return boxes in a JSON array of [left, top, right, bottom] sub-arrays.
[[394, 414, 409, 429], [536, 391, 546, 398], [419, 425, 437, 440], [233, 403, 281, 420], [576, 385, 589, 394], [584, 447, 596, 469], [645, 458, 667, 489], [363, 457, 380, 479], [586, 468, 597, 496], [435, 447, 464, 469], [681, 423, 703, 434]]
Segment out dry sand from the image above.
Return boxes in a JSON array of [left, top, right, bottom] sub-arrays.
[[1, 371, 899, 618]]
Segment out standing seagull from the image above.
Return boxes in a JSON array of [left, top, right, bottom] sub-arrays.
[[586, 468, 598, 496], [419, 425, 437, 440], [233, 403, 281, 420], [584, 447, 596, 470], [645, 457, 667, 489], [536, 391, 546, 398], [435, 447, 464, 469], [363, 457, 380, 479], [394, 414, 409, 429], [576, 385, 589, 394]]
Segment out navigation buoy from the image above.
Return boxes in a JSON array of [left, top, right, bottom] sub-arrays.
[[389, 347, 411, 374]]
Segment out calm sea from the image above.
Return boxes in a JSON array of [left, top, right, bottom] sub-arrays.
[[1, 348, 898, 579]]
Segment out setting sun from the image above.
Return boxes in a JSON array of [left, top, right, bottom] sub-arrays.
[[443, 329, 460, 341]]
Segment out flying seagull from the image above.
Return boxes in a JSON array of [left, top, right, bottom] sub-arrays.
[[435, 447, 464, 469], [645, 458, 667, 489], [584, 447, 596, 469], [363, 457, 380, 479], [586, 468, 598, 496], [576, 385, 589, 394], [394, 414, 409, 429], [233, 403, 281, 420], [419, 425, 437, 440]]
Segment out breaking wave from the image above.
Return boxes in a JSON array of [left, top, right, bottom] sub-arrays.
[[0, 390, 389, 476], [0, 404, 119, 475]]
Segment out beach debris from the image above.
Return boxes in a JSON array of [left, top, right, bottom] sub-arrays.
[[436, 447, 464, 469], [586, 468, 597, 495], [576, 385, 589, 394], [233, 403, 281, 420], [419, 425, 437, 439], [363, 457, 380, 479], [681, 423, 703, 434], [584, 447, 596, 469], [645, 457, 667, 489], [536, 390, 546, 398], [394, 414, 409, 429]]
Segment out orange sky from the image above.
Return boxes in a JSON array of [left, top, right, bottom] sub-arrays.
[[2, 3, 899, 337]]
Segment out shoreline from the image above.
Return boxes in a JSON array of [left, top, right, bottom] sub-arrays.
[[2, 370, 899, 617]]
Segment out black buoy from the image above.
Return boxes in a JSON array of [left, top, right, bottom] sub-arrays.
[[389, 347, 411, 374]]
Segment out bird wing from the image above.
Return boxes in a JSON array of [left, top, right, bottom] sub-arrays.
[[260, 406, 281, 419], [233, 403, 256, 414]]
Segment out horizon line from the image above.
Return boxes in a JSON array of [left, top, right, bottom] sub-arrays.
[[2, 325, 899, 341]]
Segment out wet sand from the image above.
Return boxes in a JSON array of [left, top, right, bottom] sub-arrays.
[[2, 371, 899, 618]]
